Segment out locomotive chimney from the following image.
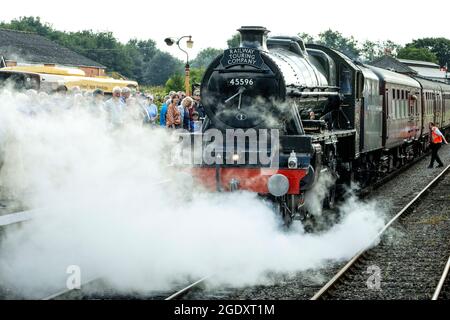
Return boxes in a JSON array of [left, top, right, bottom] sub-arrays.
[[238, 26, 269, 51]]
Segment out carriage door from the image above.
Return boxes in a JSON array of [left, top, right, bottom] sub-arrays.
[[433, 91, 439, 125], [437, 91, 443, 126], [407, 90, 414, 138], [383, 84, 390, 145], [414, 91, 420, 138]]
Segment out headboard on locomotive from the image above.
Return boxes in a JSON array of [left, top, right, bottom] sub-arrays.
[[200, 26, 287, 131]]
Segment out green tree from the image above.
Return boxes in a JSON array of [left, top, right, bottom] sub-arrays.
[[0, 16, 183, 86], [191, 47, 222, 68], [360, 40, 401, 62], [360, 40, 378, 61], [189, 67, 205, 86], [409, 38, 450, 67], [0, 16, 54, 37], [135, 39, 158, 62], [143, 52, 183, 86], [397, 46, 438, 63], [317, 29, 360, 59], [164, 67, 205, 94], [298, 32, 315, 44], [165, 73, 184, 92], [227, 33, 240, 48], [381, 40, 402, 57]]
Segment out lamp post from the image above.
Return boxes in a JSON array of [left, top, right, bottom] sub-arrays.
[[164, 35, 193, 96]]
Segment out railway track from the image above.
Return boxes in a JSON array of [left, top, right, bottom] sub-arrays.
[[432, 256, 449, 300], [0, 209, 34, 227], [165, 276, 211, 300], [359, 150, 431, 197], [41, 277, 103, 300], [39, 276, 211, 300], [311, 164, 450, 300]]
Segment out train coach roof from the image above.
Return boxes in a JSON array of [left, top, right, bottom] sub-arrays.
[[368, 65, 420, 88], [358, 64, 379, 81], [413, 76, 450, 91]]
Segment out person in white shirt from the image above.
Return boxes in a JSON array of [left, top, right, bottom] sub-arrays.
[[104, 87, 125, 128]]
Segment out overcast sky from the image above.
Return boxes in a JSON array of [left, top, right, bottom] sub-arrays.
[[1, 0, 449, 61]]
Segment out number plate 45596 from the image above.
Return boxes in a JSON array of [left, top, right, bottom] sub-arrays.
[[228, 78, 254, 86]]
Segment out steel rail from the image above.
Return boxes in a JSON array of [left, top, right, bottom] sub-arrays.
[[0, 209, 35, 227], [311, 164, 450, 300], [165, 276, 211, 300], [432, 256, 450, 300], [41, 277, 101, 300]]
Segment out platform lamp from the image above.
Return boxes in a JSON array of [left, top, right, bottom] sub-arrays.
[[164, 35, 194, 96]]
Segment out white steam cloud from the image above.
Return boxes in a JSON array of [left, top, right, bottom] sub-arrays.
[[0, 89, 386, 299]]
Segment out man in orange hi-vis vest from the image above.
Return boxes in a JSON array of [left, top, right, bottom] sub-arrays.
[[428, 122, 448, 168]]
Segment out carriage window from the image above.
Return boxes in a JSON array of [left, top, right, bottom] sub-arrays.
[[394, 102, 397, 119], [402, 100, 405, 118]]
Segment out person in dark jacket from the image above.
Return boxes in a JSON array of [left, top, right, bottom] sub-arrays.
[[159, 95, 170, 127], [180, 96, 194, 131]]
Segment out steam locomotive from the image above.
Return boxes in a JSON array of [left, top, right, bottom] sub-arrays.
[[189, 26, 450, 225]]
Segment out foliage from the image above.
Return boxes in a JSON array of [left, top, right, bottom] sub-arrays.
[[397, 46, 439, 63], [0, 16, 182, 85], [298, 32, 315, 44], [296, 30, 402, 62], [141, 52, 183, 86], [139, 85, 167, 104], [408, 38, 450, 67], [227, 33, 240, 48], [191, 47, 222, 69], [165, 73, 184, 92], [189, 67, 205, 86], [3, 16, 449, 88], [360, 40, 401, 61], [0, 16, 54, 37], [164, 67, 205, 93], [317, 29, 360, 59]]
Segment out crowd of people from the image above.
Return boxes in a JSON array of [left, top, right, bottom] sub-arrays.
[[6, 85, 205, 132], [158, 90, 205, 132]]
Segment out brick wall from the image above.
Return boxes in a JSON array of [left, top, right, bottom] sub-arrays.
[[79, 66, 105, 77]]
